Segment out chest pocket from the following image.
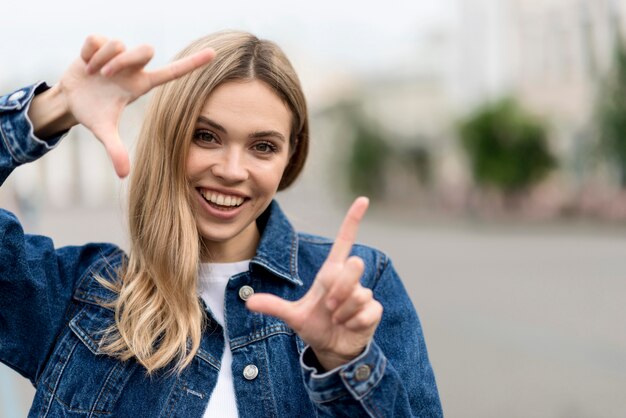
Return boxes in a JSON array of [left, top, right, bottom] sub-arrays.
[[43, 302, 137, 416]]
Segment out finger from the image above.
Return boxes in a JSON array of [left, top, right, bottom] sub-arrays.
[[325, 256, 364, 311], [81, 34, 108, 63], [326, 197, 369, 264], [332, 287, 373, 324], [344, 300, 383, 331], [246, 293, 295, 324], [85, 39, 126, 74], [104, 137, 131, 178], [101, 44, 155, 77], [147, 48, 215, 88], [92, 124, 131, 178]]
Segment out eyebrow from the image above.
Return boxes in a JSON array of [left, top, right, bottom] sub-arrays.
[[196, 116, 286, 143], [197, 116, 227, 134]]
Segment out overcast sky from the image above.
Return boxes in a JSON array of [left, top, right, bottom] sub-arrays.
[[0, 0, 457, 92]]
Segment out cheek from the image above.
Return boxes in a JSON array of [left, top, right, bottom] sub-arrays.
[[254, 164, 285, 192], [268, 155, 290, 188], [185, 149, 203, 179], [277, 154, 291, 185]]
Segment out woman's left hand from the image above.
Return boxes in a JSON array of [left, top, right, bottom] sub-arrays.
[[246, 197, 383, 371]]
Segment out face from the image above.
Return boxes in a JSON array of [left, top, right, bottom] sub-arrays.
[[186, 80, 292, 262]]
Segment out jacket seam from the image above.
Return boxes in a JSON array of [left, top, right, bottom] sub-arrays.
[[196, 349, 221, 371], [90, 364, 119, 416], [310, 390, 350, 404], [35, 250, 112, 384], [69, 309, 100, 355], [163, 378, 183, 418], [34, 247, 121, 387], [361, 394, 383, 418], [297, 234, 333, 245], [230, 325, 294, 350], [259, 335, 279, 418], [371, 252, 389, 291], [41, 336, 80, 417], [72, 248, 124, 308], [75, 248, 124, 292], [0, 117, 22, 164], [89, 360, 132, 416], [72, 294, 116, 310], [290, 230, 298, 279]]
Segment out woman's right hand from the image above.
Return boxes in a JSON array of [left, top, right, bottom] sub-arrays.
[[29, 35, 215, 178]]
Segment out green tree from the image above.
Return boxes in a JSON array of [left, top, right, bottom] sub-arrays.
[[458, 98, 556, 199], [347, 117, 390, 199], [596, 37, 626, 187]]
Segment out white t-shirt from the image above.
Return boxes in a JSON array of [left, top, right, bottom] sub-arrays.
[[198, 260, 250, 418]]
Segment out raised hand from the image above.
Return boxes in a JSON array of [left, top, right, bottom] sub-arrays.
[[246, 197, 383, 371], [31, 35, 215, 177]]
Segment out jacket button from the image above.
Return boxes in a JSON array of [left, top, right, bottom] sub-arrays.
[[354, 364, 371, 382], [243, 364, 259, 380], [238, 285, 254, 301]]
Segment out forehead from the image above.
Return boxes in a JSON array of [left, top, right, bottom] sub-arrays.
[[199, 80, 292, 135]]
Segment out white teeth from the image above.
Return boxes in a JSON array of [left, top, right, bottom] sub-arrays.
[[200, 190, 244, 207]]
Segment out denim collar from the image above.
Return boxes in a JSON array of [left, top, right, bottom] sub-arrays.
[[250, 200, 303, 287], [74, 200, 303, 306]]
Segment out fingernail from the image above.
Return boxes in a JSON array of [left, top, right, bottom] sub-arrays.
[[101, 66, 111, 77], [326, 298, 337, 311]]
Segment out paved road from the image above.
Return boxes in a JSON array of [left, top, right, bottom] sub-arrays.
[[2, 197, 625, 417]]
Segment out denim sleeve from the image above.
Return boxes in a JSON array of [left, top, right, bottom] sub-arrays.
[[0, 84, 118, 385], [0, 82, 66, 185], [300, 257, 443, 418]]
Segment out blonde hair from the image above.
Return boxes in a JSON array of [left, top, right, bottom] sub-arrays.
[[99, 31, 309, 374]]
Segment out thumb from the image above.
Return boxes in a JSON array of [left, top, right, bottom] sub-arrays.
[[94, 124, 130, 178], [246, 293, 295, 323]]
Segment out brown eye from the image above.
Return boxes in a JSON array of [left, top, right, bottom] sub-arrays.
[[253, 141, 278, 153], [193, 130, 218, 144]]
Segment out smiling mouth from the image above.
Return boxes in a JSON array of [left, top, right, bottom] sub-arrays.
[[198, 189, 246, 210]]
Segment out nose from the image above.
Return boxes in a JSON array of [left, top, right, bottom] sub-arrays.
[[210, 148, 248, 183]]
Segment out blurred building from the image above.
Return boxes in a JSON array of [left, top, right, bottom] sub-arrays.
[[455, 0, 624, 121], [5, 0, 626, 212], [0, 98, 147, 220], [455, 0, 626, 184], [514, 0, 625, 182]]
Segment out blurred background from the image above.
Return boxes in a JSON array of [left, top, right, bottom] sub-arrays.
[[2, 0, 626, 416]]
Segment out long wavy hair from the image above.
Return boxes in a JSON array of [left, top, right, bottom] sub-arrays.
[[99, 31, 309, 374]]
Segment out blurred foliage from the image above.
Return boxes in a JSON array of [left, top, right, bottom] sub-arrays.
[[595, 37, 626, 187], [347, 116, 390, 199], [458, 98, 556, 197], [324, 99, 434, 200], [405, 144, 432, 186], [344, 112, 435, 199]]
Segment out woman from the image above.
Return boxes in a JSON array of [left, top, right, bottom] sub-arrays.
[[0, 32, 442, 417]]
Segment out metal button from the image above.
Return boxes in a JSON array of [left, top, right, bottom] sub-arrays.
[[238, 285, 254, 301], [354, 364, 371, 382], [243, 364, 258, 380], [8, 91, 25, 102]]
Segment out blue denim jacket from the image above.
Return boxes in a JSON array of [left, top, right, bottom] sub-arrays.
[[0, 83, 443, 417]]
